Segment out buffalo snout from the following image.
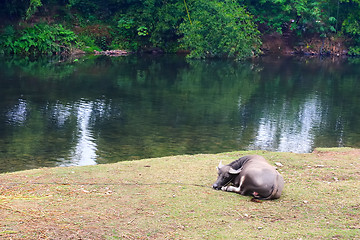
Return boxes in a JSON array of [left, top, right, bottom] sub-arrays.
[[212, 183, 221, 190]]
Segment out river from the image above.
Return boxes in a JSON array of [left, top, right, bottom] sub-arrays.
[[0, 55, 359, 172]]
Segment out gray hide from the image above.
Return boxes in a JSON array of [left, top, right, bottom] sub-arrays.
[[212, 155, 284, 200]]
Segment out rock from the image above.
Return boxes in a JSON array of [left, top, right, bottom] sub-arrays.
[[94, 50, 129, 56], [71, 48, 86, 55]]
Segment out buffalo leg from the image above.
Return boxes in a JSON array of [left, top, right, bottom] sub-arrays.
[[221, 175, 246, 194], [221, 185, 241, 193]]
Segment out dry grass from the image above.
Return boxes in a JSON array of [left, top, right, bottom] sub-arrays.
[[0, 148, 359, 239]]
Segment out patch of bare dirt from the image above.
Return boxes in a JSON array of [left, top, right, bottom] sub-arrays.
[[261, 32, 348, 56], [261, 32, 294, 55], [312, 148, 360, 159], [294, 36, 348, 56]]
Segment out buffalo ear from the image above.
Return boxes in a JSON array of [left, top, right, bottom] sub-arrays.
[[228, 167, 241, 175]]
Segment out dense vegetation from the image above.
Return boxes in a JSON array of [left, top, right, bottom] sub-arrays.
[[1, 0, 360, 58]]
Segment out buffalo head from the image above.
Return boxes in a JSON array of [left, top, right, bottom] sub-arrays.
[[212, 161, 241, 190]]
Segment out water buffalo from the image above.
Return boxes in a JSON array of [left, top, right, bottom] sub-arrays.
[[212, 155, 284, 200]]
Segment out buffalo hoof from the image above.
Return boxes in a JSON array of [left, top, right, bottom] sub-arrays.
[[251, 198, 263, 203]]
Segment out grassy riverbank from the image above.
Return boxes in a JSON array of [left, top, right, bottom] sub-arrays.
[[1, 148, 359, 239]]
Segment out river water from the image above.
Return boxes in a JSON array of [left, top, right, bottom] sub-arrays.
[[0, 55, 359, 172]]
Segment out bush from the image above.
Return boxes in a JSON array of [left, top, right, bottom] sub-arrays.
[[179, 0, 261, 60], [0, 24, 77, 56], [74, 24, 113, 51], [348, 46, 360, 56], [342, 9, 360, 56]]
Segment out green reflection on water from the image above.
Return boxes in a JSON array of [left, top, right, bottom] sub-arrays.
[[0, 55, 359, 172]]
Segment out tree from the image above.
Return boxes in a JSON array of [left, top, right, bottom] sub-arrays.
[[340, 0, 360, 55], [179, 0, 261, 59], [241, 0, 338, 37]]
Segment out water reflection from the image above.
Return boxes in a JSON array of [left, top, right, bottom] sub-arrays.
[[251, 95, 322, 152], [6, 99, 28, 126], [0, 55, 359, 173], [52, 102, 72, 127], [54, 99, 116, 166], [61, 100, 97, 166]]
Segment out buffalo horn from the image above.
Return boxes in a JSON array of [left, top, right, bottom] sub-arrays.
[[228, 167, 242, 174]]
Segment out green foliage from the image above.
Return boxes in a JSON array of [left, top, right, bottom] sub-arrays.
[[117, 17, 138, 39], [137, 26, 149, 36], [113, 0, 184, 51], [244, 0, 291, 34], [66, 0, 129, 19], [342, 10, 360, 37], [179, 0, 261, 60], [243, 0, 338, 37], [26, 0, 43, 20], [342, 16, 360, 36], [2, 0, 360, 56], [145, 0, 184, 48], [340, 1, 360, 55], [1, 0, 42, 20], [0, 26, 17, 55], [74, 24, 113, 51], [67, 0, 100, 17], [0, 0, 44, 20], [118, 18, 135, 31], [348, 46, 360, 56], [113, 22, 149, 50], [0, 24, 77, 56]]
